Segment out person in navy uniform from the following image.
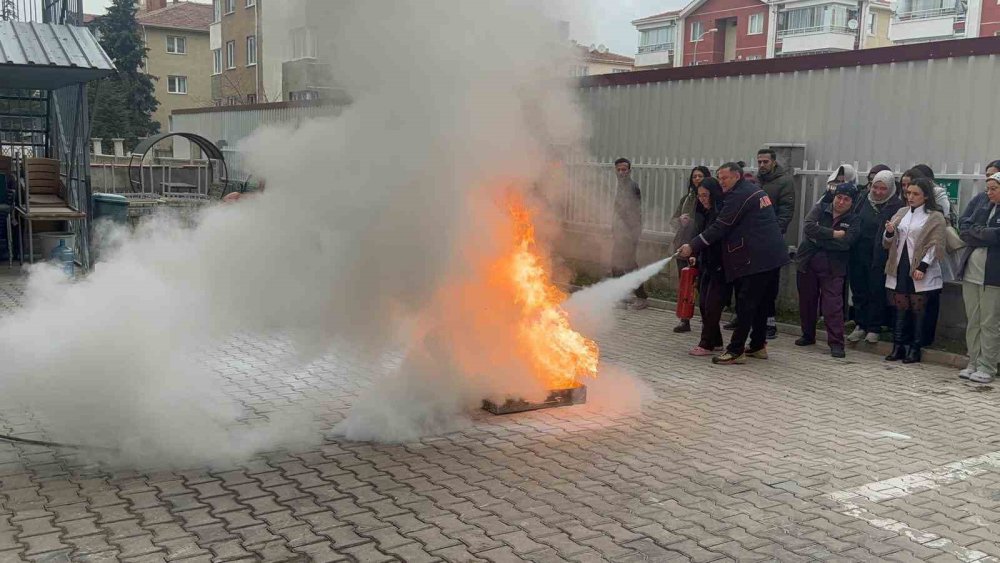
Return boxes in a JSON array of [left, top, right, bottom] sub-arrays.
[[678, 162, 791, 365]]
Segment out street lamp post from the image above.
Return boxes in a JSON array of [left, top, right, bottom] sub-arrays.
[[691, 27, 718, 66]]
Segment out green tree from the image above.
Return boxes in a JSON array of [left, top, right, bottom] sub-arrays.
[[88, 0, 160, 152]]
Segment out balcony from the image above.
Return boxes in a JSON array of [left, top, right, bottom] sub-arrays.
[[635, 43, 675, 67], [778, 25, 856, 53], [889, 6, 962, 41], [2, 0, 84, 25]]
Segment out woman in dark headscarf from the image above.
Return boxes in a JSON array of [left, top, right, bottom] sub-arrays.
[[687, 177, 729, 356], [671, 165, 711, 333]]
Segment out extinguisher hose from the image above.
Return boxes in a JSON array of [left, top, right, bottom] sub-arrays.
[[0, 433, 118, 453]]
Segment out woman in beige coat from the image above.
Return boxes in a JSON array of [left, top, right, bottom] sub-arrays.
[[883, 178, 947, 364]]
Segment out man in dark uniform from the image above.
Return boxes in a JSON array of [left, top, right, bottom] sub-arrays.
[[678, 162, 791, 365]]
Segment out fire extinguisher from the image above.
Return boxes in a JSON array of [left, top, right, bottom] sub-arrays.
[[676, 261, 699, 321]]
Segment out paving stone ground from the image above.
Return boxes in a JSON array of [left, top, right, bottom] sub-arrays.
[[1, 270, 999, 562]]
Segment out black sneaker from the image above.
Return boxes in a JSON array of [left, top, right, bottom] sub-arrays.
[[766, 326, 777, 340], [830, 347, 846, 358], [723, 317, 739, 330], [673, 319, 691, 333], [795, 337, 815, 346]]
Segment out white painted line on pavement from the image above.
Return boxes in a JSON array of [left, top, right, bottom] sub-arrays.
[[827, 450, 1000, 562], [830, 451, 1000, 504]]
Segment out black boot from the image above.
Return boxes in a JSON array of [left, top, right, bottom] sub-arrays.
[[885, 308, 909, 362], [673, 319, 691, 333], [903, 309, 926, 364]]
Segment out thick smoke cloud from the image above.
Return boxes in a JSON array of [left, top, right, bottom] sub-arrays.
[[0, 0, 609, 461]]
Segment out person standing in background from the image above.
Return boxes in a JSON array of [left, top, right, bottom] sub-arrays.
[[849, 168, 904, 343], [883, 178, 948, 364], [795, 183, 862, 358], [755, 149, 796, 339], [670, 166, 711, 331], [610, 158, 649, 310], [957, 172, 1000, 384]]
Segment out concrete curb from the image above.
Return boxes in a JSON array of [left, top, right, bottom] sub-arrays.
[[641, 296, 969, 369]]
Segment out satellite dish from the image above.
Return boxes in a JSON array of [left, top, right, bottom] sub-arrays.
[[847, 18, 859, 30], [598, 43, 607, 53]]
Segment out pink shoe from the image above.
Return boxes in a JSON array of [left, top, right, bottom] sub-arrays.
[[689, 346, 714, 356]]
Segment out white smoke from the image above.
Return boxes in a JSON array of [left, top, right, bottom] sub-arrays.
[[563, 257, 674, 339], [0, 0, 622, 461]]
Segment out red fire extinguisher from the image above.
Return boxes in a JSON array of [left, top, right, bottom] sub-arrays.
[[676, 262, 699, 321]]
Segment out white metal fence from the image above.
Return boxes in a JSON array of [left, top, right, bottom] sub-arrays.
[[565, 157, 989, 245]]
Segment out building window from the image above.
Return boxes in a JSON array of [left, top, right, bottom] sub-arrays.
[[246, 35, 257, 65], [570, 65, 589, 77], [746, 54, 762, 60], [166, 35, 186, 54], [213, 0, 221, 22], [226, 40, 235, 69], [226, 96, 239, 105], [291, 27, 317, 59], [868, 12, 877, 34], [167, 75, 187, 94], [691, 20, 703, 41], [748, 13, 764, 35], [290, 90, 320, 101], [612, 68, 630, 73], [212, 48, 221, 74], [224, 0, 235, 14], [246, 0, 255, 5], [779, 5, 853, 35], [638, 25, 676, 53], [246, 94, 256, 104]]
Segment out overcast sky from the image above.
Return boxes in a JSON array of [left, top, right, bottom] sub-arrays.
[[82, 0, 686, 59]]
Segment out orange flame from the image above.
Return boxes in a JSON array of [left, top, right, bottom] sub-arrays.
[[503, 197, 599, 390]]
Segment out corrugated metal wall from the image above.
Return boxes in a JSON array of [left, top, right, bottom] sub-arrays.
[[575, 52, 1000, 243], [581, 55, 1000, 175]]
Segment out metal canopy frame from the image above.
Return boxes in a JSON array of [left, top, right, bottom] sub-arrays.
[[127, 132, 230, 196]]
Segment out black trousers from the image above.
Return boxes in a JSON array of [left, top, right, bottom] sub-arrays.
[[728, 268, 781, 355], [611, 268, 648, 299], [848, 251, 875, 331], [762, 270, 780, 320], [698, 270, 729, 350]]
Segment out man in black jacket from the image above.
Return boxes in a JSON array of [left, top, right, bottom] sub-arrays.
[[796, 183, 862, 358], [679, 162, 791, 365], [755, 149, 796, 339]]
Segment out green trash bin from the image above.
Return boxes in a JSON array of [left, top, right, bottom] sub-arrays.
[[92, 193, 129, 224]]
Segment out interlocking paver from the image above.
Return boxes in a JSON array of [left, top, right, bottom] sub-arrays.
[[2, 277, 1000, 562]]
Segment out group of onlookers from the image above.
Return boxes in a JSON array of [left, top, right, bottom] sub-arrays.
[[610, 154, 1000, 383]]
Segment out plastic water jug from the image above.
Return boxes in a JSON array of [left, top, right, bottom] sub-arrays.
[[50, 239, 75, 278]]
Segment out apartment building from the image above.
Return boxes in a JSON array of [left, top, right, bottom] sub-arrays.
[[210, 0, 264, 105], [135, 0, 214, 132], [633, 0, 892, 67], [570, 44, 635, 76]]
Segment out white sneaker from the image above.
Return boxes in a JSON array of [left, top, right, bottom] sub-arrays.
[[969, 371, 995, 384], [847, 327, 866, 342], [865, 332, 880, 344], [959, 367, 976, 380]]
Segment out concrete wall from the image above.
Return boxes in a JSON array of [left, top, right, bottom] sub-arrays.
[[143, 26, 213, 132]]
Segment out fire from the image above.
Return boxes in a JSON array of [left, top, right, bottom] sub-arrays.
[[503, 197, 599, 390]]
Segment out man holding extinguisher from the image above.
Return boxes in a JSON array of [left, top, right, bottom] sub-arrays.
[[678, 162, 790, 365]]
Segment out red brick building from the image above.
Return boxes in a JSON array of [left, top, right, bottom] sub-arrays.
[[680, 0, 769, 65]]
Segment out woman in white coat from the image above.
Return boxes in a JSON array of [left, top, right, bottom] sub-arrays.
[[883, 177, 948, 364]]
